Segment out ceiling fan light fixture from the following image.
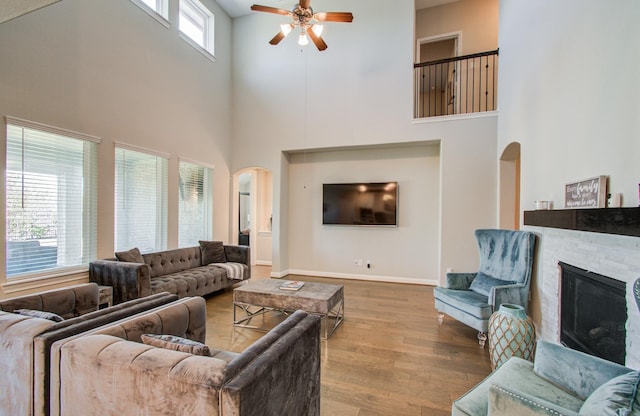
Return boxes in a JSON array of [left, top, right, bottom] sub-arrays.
[[311, 24, 323, 37], [298, 32, 309, 46], [280, 23, 293, 37]]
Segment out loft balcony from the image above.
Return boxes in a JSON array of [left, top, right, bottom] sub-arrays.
[[414, 49, 499, 119]]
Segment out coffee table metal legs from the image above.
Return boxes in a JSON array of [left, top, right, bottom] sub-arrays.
[[233, 299, 344, 339]]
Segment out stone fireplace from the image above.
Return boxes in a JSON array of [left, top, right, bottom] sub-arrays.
[[524, 208, 640, 369]]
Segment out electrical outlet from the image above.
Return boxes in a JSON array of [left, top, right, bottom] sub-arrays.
[[366, 260, 371, 269], [357, 259, 363, 267]]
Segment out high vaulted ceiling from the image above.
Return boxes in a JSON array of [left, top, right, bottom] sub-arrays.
[[216, 0, 460, 19]]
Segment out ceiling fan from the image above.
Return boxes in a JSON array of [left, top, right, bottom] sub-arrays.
[[250, 0, 353, 51]]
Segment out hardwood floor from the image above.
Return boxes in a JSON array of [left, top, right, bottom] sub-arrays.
[[204, 266, 491, 416]]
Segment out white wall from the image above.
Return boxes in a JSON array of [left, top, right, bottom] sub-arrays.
[[499, 0, 640, 349], [0, 0, 233, 297], [498, 0, 640, 211], [287, 144, 440, 283], [231, 0, 499, 282]]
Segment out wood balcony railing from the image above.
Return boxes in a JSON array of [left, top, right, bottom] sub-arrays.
[[414, 49, 499, 118]]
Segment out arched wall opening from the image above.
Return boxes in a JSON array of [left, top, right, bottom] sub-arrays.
[[499, 142, 521, 229]]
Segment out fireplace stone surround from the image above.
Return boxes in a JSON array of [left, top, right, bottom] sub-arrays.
[[523, 223, 640, 369]]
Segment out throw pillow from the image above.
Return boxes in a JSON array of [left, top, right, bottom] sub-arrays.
[[140, 334, 212, 357], [199, 240, 226, 265], [115, 247, 144, 263], [469, 272, 516, 297], [579, 371, 640, 416], [13, 308, 65, 322]]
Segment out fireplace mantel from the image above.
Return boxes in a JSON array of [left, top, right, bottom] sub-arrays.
[[523, 207, 640, 237]]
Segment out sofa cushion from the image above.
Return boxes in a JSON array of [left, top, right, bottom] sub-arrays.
[[115, 247, 144, 263], [579, 371, 640, 416], [141, 333, 212, 356], [469, 272, 515, 297], [199, 240, 226, 265], [13, 308, 64, 322], [434, 286, 493, 320]]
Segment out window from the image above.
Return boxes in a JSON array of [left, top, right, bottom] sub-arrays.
[[179, 0, 215, 56], [114, 146, 168, 253], [130, 0, 169, 24], [5, 118, 99, 278], [178, 160, 213, 247]]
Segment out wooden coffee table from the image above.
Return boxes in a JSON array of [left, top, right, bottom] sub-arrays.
[[233, 279, 344, 339]]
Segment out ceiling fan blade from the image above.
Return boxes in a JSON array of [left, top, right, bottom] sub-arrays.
[[307, 26, 327, 51], [269, 31, 286, 45], [250, 4, 291, 16], [299, 0, 312, 10], [314, 12, 353, 23]]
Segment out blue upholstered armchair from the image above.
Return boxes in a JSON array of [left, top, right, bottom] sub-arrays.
[[434, 229, 537, 346]]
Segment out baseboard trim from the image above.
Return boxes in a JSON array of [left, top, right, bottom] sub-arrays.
[[271, 269, 437, 286], [255, 260, 272, 266]]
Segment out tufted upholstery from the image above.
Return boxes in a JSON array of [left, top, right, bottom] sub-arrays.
[[55, 304, 321, 416], [434, 229, 537, 338], [0, 283, 177, 416], [0, 283, 99, 319], [90, 245, 251, 304]]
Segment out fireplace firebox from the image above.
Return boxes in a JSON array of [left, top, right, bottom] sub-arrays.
[[559, 261, 627, 365]]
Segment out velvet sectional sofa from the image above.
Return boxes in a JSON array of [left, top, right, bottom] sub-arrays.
[[89, 242, 250, 305], [0, 283, 178, 416], [53, 297, 321, 416]]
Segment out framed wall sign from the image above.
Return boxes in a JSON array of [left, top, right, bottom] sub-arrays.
[[564, 175, 607, 208]]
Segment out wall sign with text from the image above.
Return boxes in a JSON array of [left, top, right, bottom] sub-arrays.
[[564, 176, 607, 208]]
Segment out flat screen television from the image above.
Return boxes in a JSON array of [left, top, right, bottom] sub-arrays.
[[322, 182, 398, 226]]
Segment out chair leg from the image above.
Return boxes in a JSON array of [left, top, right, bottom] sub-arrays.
[[437, 312, 444, 324], [478, 331, 487, 348]]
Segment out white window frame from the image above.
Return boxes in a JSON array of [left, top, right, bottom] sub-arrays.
[[179, 0, 215, 60], [114, 143, 169, 254], [178, 158, 214, 247], [4, 116, 100, 282], [130, 0, 170, 28]]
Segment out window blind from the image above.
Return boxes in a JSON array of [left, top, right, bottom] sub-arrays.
[[178, 160, 212, 247], [5, 121, 98, 277], [114, 146, 168, 253]]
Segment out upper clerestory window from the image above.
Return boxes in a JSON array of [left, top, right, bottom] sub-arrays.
[[179, 0, 215, 59], [130, 0, 170, 28]]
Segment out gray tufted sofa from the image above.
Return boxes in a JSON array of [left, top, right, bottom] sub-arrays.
[[89, 245, 251, 305], [54, 298, 321, 416], [0, 283, 178, 416]]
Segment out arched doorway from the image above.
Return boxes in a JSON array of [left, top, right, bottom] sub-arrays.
[[499, 142, 521, 229], [232, 167, 273, 266]]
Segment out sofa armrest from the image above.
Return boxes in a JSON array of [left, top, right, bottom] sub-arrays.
[[488, 383, 580, 416], [221, 310, 321, 416], [489, 283, 528, 309], [0, 283, 99, 318], [89, 260, 152, 304], [445, 272, 476, 289], [0, 312, 56, 416], [224, 245, 249, 264], [533, 340, 632, 400]]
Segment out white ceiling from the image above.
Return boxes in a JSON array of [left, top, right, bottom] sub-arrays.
[[216, 0, 460, 19]]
